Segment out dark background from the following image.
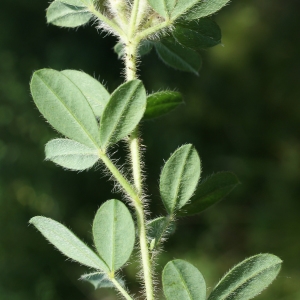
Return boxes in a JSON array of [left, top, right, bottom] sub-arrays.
[[0, 0, 299, 299]]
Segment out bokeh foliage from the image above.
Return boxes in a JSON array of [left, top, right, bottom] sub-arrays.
[[0, 0, 299, 299]]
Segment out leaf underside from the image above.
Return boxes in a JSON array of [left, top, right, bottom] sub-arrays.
[[147, 0, 201, 20], [160, 144, 201, 214], [47, 1, 92, 28], [30, 216, 108, 272], [99, 80, 146, 149], [30, 68, 100, 149], [61, 70, 110, 118], [45, 138, 99, 171], [208, 254, 282, 300], [184, 0, 231, 20], [92, 200, 135, 272], [144, 91, 183, 119], [163, 259, 206, 300]]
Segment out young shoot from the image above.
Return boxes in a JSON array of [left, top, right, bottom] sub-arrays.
[[29, 0, 282, 299]]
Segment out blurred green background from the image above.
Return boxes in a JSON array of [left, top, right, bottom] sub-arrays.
[[0, 0, 299, 299]]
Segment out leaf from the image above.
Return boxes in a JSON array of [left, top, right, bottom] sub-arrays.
[[178, 172, 239, 216], [147, 217, 175, 250], [144, 91, 183, 119], [58, 0, 92, 7], [114, 42, 125, 59], [147, 0, 201, 21], [92, 200, 135, 272], [114, 40, 153, 59], [173, 19, 222, 50], [45, 139, 99, 171], [171, 0, 202, 20], [81, 272, 125, 289], [160, 144, 201, 214], [30, 69, 100, 149], [184, 0, 231, 21], [61, 70, 110, 118], [155, 39, 202, 75], [99, 80, 146, 149], [138, 40, 154, 56], [163, 259, 206, 300], [208, 254, 282, 300], [29, 216, 108, 272], [47, 1, 93, 28], [146, 0, 171, 19]]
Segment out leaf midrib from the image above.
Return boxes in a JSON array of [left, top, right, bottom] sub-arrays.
[[170, 146, 191, 212], [49, 152, 99, 159], [173, 262, 194, 300]]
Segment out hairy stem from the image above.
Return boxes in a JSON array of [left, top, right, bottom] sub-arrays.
[[99, 150, 154, 300], [111, 278, 134, 300], [124, 9, 155, 298], [99, 151, 141, 205], [129, 127, 143, 195]]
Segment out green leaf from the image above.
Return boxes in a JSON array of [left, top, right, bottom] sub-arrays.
[[146, 0, 171, 19], [147, 217, 175, 250], [144, 91, 183, 119], [99, 80, 146, 149], [30, 69, 100, 149], [160, 144, 201, 214], [171, 0, 202, 20], [81, 272, 124, 289], [163, 259, 206, 300], [138, 40, 154, 56], [208, 254, 282, 300], [47, 1, 93, 28], [184, 0, 231, 21], [92, 200, 135, 272], [147, 0, 201, 21], [114, 40, 153, 59], [114, 42, 124, 59], [45, 139, 99, 171], [173, 19, 222, 50], [29, 216, 108, 272], [61, 70, 110, 118], [178, 172, 239, 216], [155, 39, 202, 75], [58, 0, 92, 7]]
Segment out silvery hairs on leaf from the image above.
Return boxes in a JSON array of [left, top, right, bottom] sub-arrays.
[[30, 216, 109, 272]]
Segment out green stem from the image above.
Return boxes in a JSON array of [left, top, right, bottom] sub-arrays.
[[129, 127, 143, 195], [99, 151, 154, 300], [111, 278, 134, 300], [99, 151, 141, 205], [123, 16, 155, 297], [124, 40, 138, 81]]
